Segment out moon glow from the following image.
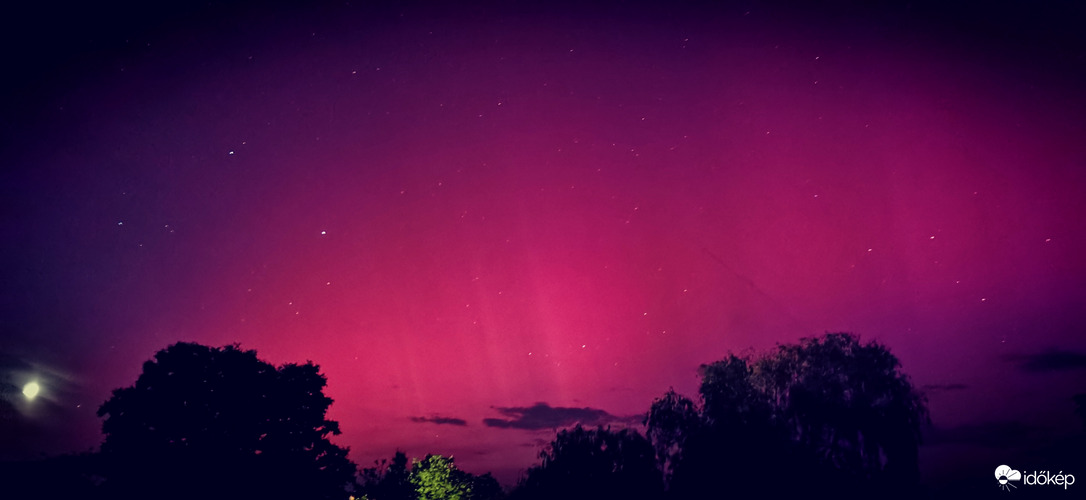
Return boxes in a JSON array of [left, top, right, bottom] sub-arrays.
[[23, 382, 40, 400]]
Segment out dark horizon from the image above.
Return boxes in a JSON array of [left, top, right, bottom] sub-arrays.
[[3, 0, 1085, 492]]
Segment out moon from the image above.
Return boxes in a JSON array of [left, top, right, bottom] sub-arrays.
[[22, 381, 40, 400]]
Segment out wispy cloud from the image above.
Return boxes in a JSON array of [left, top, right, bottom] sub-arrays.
[[483, 402, 634, 430], [1005, 348, 1086, 373], [410, 415, 468, 426]]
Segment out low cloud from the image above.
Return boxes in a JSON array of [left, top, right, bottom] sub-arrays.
[[410, 415, 468, 426], [1005, 349, 1086, 373], [483, 402, 633, 430]]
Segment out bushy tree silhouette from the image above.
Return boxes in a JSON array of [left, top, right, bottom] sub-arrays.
[[647, 333, 928, 499], [96, 342, 357, 500], [360, 451, 414, 500], [469, 472, 504, 500], [513, 425, 662, 500]]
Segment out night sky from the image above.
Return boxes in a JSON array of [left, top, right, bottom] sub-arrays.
[[2, 0, 1085, 488]]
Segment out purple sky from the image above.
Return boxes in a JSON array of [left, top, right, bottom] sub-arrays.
[[3, 0, 1085, 487]]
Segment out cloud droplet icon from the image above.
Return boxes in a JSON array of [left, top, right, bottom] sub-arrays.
[[995, 465, 1021, 491]]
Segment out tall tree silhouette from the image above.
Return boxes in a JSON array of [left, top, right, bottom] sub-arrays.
[[513, 425, 662, 500], [96, 342, 357, 500], [643, 389, 699, 485], [648, 333, 928, 499]]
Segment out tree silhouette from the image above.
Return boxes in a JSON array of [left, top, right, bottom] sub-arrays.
[[469, 472, 504, 500], [513, 425, 663, 500], [762, 333, 928, 489], [96, 342, 357, 500], [648, 333, 928, 499], [360, 451, 414, 500], [655, 354, 789, 499], [0, 453, 104, 500], [643, 389, 699, 485]]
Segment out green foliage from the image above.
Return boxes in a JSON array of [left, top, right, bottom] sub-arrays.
[[410, 455, 473, 500]]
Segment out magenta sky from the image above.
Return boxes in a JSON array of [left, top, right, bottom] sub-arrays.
[[3, 0, 1085, 487]]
